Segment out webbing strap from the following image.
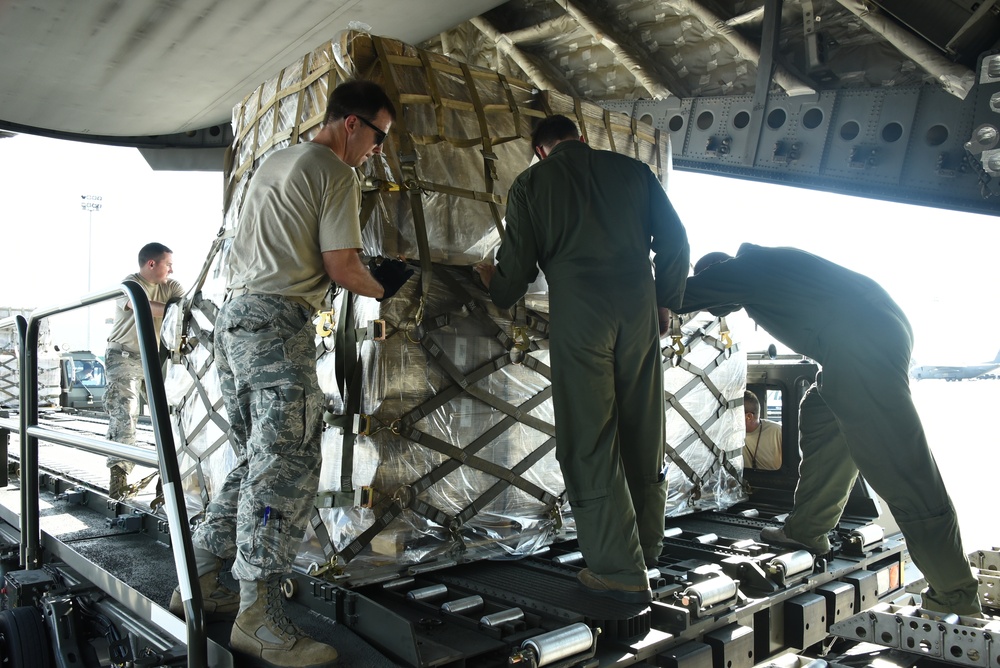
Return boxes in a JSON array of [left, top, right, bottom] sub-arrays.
[[661, 394, 701, 486], [455, 436, 557, 526], [664, 396, 732, 483], [181, 431, 230, 477], [430, 266, 537, 357], [309, 510, 339, 563], [418, 49, 448, 144], [630, 113, 640, 159], [339, 499, 404, 562], [603, 108, 617, 154], [358, 191, 379, 232], [333, 293, 362, 492], [527, 311, 550, 338], [459, 59, 505, 239], [335, 285, 556, 562], [166, 232, 231, 364], [230, 53, 340, 181], [288, 56, 309, 148], [574, 97, 588, 144], [407, 179, 504, 204], [182, 355, 230, 438], [396, 353, 515, 430], [374, 36, 433, 323], [661, 331, 745, 485], [192, 294, 219, 330], [396, 423, 557, 506], [420, 339, 555, 437], [194, 463, 212, 511]]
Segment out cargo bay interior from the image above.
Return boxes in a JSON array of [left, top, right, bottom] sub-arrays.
[[1, 1, 999, 667]]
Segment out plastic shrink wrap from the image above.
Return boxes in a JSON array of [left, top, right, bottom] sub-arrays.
[[162, 31, 746, 586], [0, 308, 61, 408]]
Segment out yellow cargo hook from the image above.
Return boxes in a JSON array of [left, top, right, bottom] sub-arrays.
[[315, 310, 335, 337]]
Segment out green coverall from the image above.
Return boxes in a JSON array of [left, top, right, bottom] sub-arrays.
[[679, 243, 981, 615], [489, 140, 689, 587]]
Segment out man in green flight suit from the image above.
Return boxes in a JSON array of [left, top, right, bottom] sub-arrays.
[[678, 244, 981, 616], [475, 114, 689, 604]]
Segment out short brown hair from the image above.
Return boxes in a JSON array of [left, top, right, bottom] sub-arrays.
[[531, 114, 579, 152], [324, 80, 396, 125], [138, 242, 171, 266]]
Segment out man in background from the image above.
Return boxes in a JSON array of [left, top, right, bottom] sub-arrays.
[[476, 114, 689, 605], [743, 390, 781, 470], [105, 242, 184, 499], [678, 243, 980, 617], [171, 80, 412, 668]]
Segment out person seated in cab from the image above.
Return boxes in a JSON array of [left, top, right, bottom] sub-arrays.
[[743, 390, 781, 470]]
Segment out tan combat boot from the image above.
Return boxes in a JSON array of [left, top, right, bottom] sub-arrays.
[[168, 568, 240, 622], [108, 465, 130, 500], [230, 575, 338, 668], [169, 550, 239, 622]]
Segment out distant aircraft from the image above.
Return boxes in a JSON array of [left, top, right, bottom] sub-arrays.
[[910, 350, 1000, 381]]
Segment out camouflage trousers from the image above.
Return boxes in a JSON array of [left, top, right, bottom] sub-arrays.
[[191, 294, 323, 582], [104, 347, 146, 473]]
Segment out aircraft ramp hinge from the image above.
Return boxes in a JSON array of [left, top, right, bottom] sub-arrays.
[[829, 602, 1000, 666]]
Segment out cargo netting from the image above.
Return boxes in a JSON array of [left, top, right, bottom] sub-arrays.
[[0, 309, 60, 409], [162, 31, 746, 586]]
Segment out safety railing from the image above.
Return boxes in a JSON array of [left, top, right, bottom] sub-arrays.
[[13, 281, 208, 667], [0, 314, 27, 490]]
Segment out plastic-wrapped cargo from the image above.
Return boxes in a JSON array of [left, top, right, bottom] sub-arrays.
[[662, 314, 747, 515], [0, 307, 61, 408], [300, 267, 562, 579], [164, 31, 746, 586]]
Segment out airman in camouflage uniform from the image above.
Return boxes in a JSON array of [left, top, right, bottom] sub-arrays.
[[194, 294, 323, 579], [104, 350, 145, 455], [105, 242, 184, 499], [171, 81, 412, 668]]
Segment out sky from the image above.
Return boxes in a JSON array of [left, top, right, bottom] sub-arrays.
[[668, 169, 1000, 364], [0, 134, 223, 351], [1, 132, 999, 362]]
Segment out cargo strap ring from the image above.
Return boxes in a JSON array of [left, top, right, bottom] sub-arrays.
[[511, 325, 531, 351], [307, 557, 341, 579], [315, 310, 335, 337], [669, 335, 685, 359]]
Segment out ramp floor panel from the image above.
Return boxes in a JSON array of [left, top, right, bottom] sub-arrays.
[[666, 515, 769, 543], [424, 560, 651, 640], [0, 481, 404, 667]]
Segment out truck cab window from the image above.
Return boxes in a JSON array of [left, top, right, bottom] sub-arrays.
[[744, 386, 783, 471]]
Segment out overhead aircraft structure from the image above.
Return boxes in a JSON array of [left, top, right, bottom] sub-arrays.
[[1, 0, 999, 217], [910, 349, 1000, 380], [3, 3, 1000, 667]]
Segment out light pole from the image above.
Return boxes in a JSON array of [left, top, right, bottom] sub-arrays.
[[80, 195, 103, 351]]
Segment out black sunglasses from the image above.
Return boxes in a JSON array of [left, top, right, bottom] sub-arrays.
[[355, 115, 387, 146]]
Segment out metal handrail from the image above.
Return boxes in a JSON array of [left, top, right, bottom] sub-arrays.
[[19, 280, 207, 668]]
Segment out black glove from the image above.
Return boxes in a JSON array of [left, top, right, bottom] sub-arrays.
[[369, 258, 414, 301]]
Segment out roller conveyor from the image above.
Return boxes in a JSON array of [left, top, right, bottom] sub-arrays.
[[1, 411, 993, 668], [4, 454, 996, 668]]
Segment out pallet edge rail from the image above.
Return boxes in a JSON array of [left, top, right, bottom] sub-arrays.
[[0, 280, 210, 668]]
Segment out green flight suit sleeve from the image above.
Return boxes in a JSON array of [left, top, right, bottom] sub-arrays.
[[489, 177, 540, 309], [677, 258, 754, 315], [647, 169, 690, 311]]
